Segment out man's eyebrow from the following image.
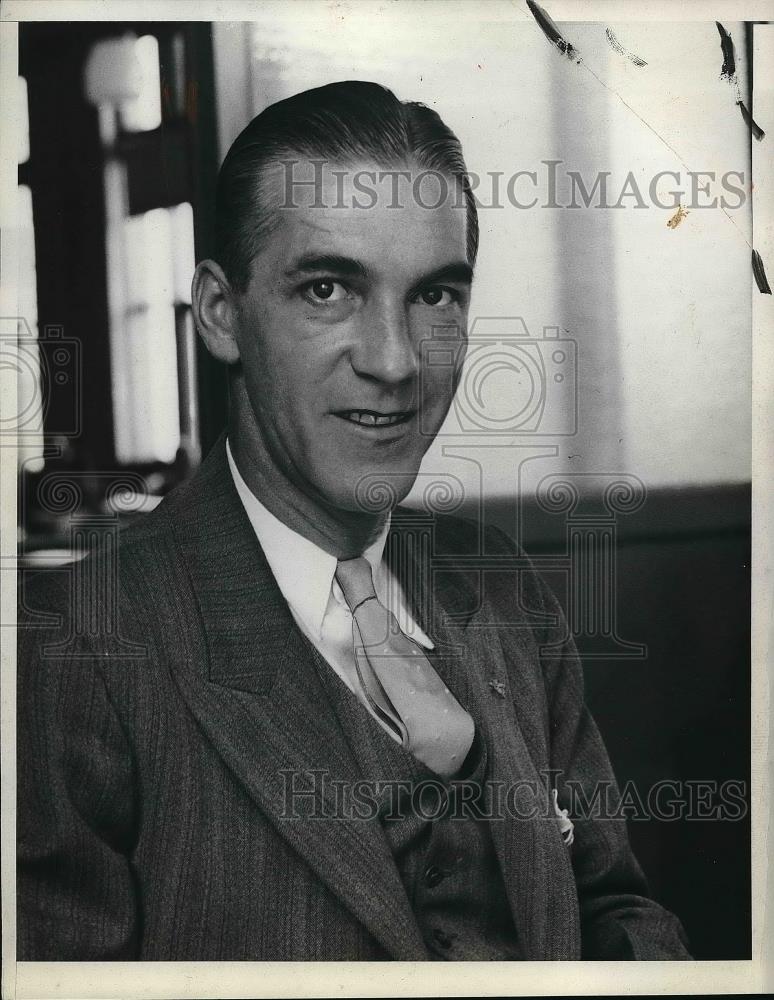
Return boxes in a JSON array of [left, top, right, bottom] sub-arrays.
[[284, 254, 369, 279], [416, 261, 474, 287]]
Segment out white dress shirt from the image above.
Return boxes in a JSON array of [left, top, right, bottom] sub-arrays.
[[226, 440, 434, 738]]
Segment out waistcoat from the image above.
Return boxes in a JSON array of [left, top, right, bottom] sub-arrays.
[[308, 641, 522, 961]]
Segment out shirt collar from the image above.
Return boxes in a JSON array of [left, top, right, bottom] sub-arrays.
[[226, 438, 389, 640]]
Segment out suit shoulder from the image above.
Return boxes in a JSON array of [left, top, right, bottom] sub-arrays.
[[19, 490, 186, 638]]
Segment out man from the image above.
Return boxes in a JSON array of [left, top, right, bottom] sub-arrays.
[[17, 81, 690, 960]]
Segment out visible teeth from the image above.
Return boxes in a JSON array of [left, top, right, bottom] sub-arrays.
[[343, 411, 405, 426]]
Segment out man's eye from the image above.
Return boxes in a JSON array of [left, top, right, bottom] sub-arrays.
[[307, 279, 347, 302], [417, 287, 456, 307]]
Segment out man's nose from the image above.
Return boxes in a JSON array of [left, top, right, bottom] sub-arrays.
[[349, 299, 419, 385]]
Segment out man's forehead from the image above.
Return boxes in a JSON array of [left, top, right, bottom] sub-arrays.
[[261, 155, 467, 210], [256, 156, 469, 274]]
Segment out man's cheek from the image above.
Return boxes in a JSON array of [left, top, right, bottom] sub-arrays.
[[422, 370, 457, 419]]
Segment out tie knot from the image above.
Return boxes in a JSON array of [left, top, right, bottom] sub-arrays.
[[335, 557, 377, 611]]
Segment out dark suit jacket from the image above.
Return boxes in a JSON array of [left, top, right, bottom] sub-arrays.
[[17, 436, 690, 960]]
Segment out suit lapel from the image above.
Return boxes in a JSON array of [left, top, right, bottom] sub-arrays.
[[387, 513, 580, 960], [161, 442, 578, 959], [446, 616, 580, 960], [162, 437, 427, 959]]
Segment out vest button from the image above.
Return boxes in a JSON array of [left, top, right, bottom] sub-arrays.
[[415, 782, 448, 817], [424, 864, 445, 888]]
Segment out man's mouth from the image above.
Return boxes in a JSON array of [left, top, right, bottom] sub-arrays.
[[334, 409, 414, 428]]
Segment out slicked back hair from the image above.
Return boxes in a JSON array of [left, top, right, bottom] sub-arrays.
[[214, 81, 479, 291]]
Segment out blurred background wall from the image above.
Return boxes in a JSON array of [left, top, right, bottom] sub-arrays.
[[15, 4, 753, 959], [213, 11, 752, 497]]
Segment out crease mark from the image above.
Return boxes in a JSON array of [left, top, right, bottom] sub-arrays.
[[605, 28, 648, 67], [716, 21, 737, 80], [523, 3, 764, 285], [525, 0, 581, 62], [737, 100, 766, 141], [752, 251, 772, 294], [716, 21, 766, 140]]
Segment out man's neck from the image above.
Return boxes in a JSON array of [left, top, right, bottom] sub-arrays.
[[227, 424, 388, 559]]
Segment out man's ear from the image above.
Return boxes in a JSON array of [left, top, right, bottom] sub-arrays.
[[191, 259, 241, 364]]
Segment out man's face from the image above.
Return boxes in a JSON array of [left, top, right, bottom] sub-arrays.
[[230, 159, 472, 513]]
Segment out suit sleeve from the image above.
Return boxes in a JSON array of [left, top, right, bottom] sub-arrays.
[[533, 562, 691, 959], [489, 527, 692, 959], [17, 577, 140, 960]]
